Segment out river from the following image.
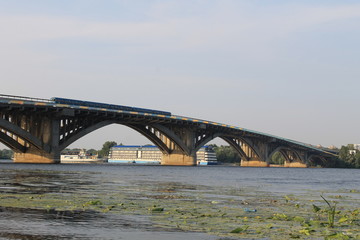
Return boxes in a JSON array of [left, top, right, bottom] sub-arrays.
[[0, 163, 359, 239]]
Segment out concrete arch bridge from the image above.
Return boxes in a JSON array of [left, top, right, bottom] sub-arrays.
[[0, 94, 336, 167]]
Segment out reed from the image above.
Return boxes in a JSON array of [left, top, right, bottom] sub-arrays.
[[321, 195, 337, 228]]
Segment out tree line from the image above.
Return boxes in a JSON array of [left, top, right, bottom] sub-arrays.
[[337, 144, 360, 168], [61, 141, 119, 158]]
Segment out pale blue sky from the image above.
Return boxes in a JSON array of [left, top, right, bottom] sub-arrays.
[[1, 0, 359, 149]]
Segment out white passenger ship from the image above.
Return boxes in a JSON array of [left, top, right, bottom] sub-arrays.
[[108, 145, 217, 165], [196, 146, 218, 165], [108, 145, 161, 164], [60, 149, 104, 163]]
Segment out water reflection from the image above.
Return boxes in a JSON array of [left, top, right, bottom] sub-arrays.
[[0, 170, 98, 194], [0, 168, 213, 239], [0, 232, 65, 240]]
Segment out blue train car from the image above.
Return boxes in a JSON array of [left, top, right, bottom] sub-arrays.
[[51, 97, 171, 116]]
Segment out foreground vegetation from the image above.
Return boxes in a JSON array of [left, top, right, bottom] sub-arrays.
[[0, 169, 358, 239]]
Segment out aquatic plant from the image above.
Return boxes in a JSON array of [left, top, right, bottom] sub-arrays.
[[148, 205, 164, 213], [325, 232, 350, 240], [271, 213, 290, 221], [151, 207, 164, 212], [85, 200, 103, 206], [230, 226, 249, 233], [312, 204, 321, 213], [299, 227, 315, 236], [321, 195, 337, 228], [0, 169, 359, 240]]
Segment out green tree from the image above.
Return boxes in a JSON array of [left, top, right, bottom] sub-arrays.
[[98, 141, 118, 158], [86, 149, 98, 156], [270, 152, 286, 165], [355, 152, 360, 168], [0, 149, 13, 159], [213, 145, 240, 163], [338, 144, 360, 168]]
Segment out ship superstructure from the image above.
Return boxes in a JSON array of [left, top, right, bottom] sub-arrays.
[[108, 145, 217, 165], [196, 146, 218, 165], [108, 145, 162, 164]]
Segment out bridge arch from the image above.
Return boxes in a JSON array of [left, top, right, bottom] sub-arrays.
[[191, 132, 265, 165], [0, 131, 26, 153], [308, 154, 327, 167], [59, 119, 194, 158], [193, 132, 223, 153], [0, 118, 50, 153], [268, 147, 287, 165], [268, 147, 308, 167], [59, 120, 118, 151]]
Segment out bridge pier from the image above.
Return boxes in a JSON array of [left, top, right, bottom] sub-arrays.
[[240, 158, 269, 167], [13, 147, 60, 163], [283, 162, 308, 168], [6, 114, 61, 163], [161, 152, 196, 166]]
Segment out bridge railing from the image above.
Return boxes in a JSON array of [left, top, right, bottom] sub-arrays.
[[0, 94, 52, 103]]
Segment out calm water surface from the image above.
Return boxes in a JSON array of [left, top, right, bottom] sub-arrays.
[[0, 163, 359, 239]]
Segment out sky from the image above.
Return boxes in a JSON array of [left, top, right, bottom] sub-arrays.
[[0, 0, 359, 150]]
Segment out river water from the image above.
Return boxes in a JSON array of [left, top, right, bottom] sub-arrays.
[[0, 163, 359, 239]]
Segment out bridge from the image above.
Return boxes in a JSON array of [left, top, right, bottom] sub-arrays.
[[0, 94, 336, 167]]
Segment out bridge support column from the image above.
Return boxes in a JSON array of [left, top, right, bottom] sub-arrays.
[[12, 118, 61, 164], [13, 147, 60, 163], [159, 127, 197, 166], [241, 158, 269, 167], [161, 152, 196, 166], [283, 162, 308, 168]]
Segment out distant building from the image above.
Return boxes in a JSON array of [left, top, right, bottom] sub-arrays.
[[349, 150, 357, 155], [108, 145, 162, 164], [108, 145, 217, 165], [347, 144, 360, 155]]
